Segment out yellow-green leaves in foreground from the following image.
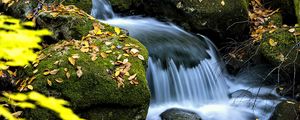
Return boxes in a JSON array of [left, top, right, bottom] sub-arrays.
[[0, 91, 85, 120], [0, 15, 52, 70]]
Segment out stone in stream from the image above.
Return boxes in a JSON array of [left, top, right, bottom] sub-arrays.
[[270, 100, 300, 120], [160, 108, 202, 120]]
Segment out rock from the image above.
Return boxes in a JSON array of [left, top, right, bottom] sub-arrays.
[[160, 108, 202, 120], [62, 0, 93, 13], [295, 0, 300, 24], [16, 5, 150, 120], [108, 0, 249, 44], [36, 11, 94, 41], [230, 90, 253, 98], [260, 28, 300, 72], [270, 100, 300, 120]]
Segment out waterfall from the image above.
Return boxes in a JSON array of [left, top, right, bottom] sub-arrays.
[[92, 0, 280, 120]]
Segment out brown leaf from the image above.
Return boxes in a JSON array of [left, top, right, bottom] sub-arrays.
[[76, 66, 83, 78], [68, 57, 76, 66], [12, 111, 23, 118]]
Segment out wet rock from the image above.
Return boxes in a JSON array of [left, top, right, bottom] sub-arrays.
[[160, 108, 202, 120], [108, 0, 249, 44], [270, 100, 300, 120], [230, 90, 253, 98]]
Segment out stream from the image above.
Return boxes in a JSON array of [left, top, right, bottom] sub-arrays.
[[92, 0, 282, 119]]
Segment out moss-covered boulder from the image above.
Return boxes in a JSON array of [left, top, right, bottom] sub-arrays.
[[36, 10, 93, 41], [270, 100, 300, 120], [295, 0, 300, 24], [108, 0, 249, 42], [20, 23, 150, 119], [260, 28, 300, 72], [62, 0, 92, 13]]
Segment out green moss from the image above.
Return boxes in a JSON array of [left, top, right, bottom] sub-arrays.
[[21, 31, 150, 119], [260, 28, 300, 69], [63, 0, 93, 13], [270, 101, 300, 120], [269, 13, 283, 26], [295, 0, 300, 24]]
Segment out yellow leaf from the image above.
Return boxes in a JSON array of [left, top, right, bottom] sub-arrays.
[[47, 79, 52, 86], [68, 57, 76, 66], [115, 70, 120, 77], [114, 27, 121, 35], [27, 85, 33, 90], [269, 38, 277, 46], [91, 54, 97, 61], [105, 50, 112, 53], [100, 52, 108, 58], [72, 54, 80, 59], [43, 71, 50, 76]]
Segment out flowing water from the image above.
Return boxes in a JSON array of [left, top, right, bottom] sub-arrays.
[[92, 0, 281, 119]]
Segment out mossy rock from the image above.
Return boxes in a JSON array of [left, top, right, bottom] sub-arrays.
[[36, 11, 93, 41], [108, 0, 249, 42], [260, 28, 300, 71], [20, 21, 150, 119], [62, 0, 93, 13], [270, 100, 300, 120], [295, 0, 300, 24]]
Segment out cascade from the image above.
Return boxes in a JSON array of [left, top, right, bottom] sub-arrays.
[[92, 0, 281, 120]]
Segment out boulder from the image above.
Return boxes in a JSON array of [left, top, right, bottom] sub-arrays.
[[11, 3, 151, 120], [108, 0, 249, 44], [160, 108, 202, 120], [295, 0, 300, 24], [260, 28, 300, 72], [270, 100, 300, 120]]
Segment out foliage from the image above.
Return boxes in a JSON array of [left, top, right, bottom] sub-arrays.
[[0, 91, 85, 120], [0, 15, 83, 120], [0, 15, 51, 70]]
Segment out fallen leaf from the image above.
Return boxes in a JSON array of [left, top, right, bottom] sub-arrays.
[[54, 61, 60, 65], [100, 52, 108, 58], [138, 54, 145, 60], [50, 69, 59, 75], [106, 50, 112, 53], [76, 66, 83, 78], [130, 48, 139, 55], [91, 54, 98, 61], [72, 54, 80, 59], [12, 111, 23, 117], [80, 47, 89, 52], [115, 70, 121, 77], [128, 74, 137, 80], [277, 53, 285, 62], [55, 78, 64, 83], [221, 0, 225, 6], [27, 85, 33, 90], [50, 12, 59, 17], [288, 28, 295, 33], [269, 38, 277, 46], [43, 71, 50, 76], [114, 27, 121, 35], [47, 79, 52, 86], [68, 57, 76, 66], [105, 42, 112, 46], [33, 69, 38, 74], [66, 72, 71, 79]]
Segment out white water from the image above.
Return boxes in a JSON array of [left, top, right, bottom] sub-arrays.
[[92, 0, 281, 120]]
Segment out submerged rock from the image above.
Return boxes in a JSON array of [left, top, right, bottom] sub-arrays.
[[160, 108, 202, 120], [108, 0, 249, 43], [270, 100, 300, 120]]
